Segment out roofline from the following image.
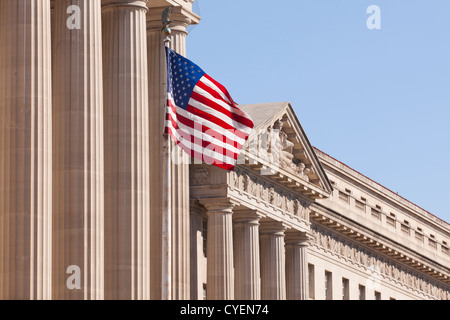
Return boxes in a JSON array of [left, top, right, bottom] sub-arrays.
[[313, 146, 450, 228]]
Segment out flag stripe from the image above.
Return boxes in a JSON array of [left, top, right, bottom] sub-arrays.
[[192, 82, 254, 128], [198, 77, 253, 120], [167, 97, 246, 147], [165, 118, 238, 164], [166, 103, 241, 154], [186, 103, 249, 140], [203, 73, 236, 106]]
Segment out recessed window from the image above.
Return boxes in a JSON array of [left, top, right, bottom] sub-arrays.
[[325, 271, 332, 300], [359, 285, 366, 300], [355, 199, 365, 211], [371, 208, 381, 220], [375, 291, 381, 300], [308, 264, 315, 300], [386, 213, 396, 227], [342, 278, 349, 300], [338, 191, 349, 203], [401, 222, 410, 235], [375, 204, 382, 210], [202, 219, 207, 257], [415, 230, 424, 243], [202, 283, 207, 300], [429, 238, 437, 249]]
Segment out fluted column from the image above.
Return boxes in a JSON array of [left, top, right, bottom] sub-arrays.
[[201, 198, 235, 300], [146, 3, 200, 300], [102, 0, 150, 300], [51, 0, 104, 300], [260, 221, 287, 300], [233, 210, 262, 300], [0, 0, 52, 300], [285, 231, 310, 300]]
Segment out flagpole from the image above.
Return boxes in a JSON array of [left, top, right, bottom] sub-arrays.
[[161, 7, 172, 301]]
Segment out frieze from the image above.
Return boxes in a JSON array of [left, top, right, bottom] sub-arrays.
[[310, 225, 450, 300], [230, 168, 310, 221]]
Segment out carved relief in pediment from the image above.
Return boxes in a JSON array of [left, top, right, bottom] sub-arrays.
[[247, 116, 318, 186]]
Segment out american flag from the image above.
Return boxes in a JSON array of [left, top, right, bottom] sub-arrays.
[[165, 47, 254, 170]]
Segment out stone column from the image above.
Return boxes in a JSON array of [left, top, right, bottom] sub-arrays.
[[0, 0, 52, 300], [51, 0, 104, 300], [102, 0, 150, 300], [285, 231, 310, 300], [260, 221, 287, 300], [146, 3, 200, 300], [233, 210, 262, 300], [201, 198, 235, 300]]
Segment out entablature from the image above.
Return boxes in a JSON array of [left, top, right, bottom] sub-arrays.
[[310, 203, 450, 288]]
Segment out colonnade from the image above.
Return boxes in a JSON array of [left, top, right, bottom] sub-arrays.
[[198, 198, 310, 300], [0, 0, 197, 300]]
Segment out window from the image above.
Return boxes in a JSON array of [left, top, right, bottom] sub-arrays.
[[401, 221, 410, 235], [428, 238, 437, 249], [375, 291, 381, 300], [359, 285, 366, 300], [415, 230, 424, 243], [355, 199, 365, 211], [325, 271, 332, 300], [308, 264, 315, 300], [338, 191, 349, 203], [202, 219, 207, 257], [371, 208, 381, 220], [386, 213, 396, 228], [202, 284, 207, 300], [342, 278, 349, 300]]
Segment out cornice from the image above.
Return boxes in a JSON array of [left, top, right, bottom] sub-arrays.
[[315, 147, 450, 232], [310, 202, 450, 288]]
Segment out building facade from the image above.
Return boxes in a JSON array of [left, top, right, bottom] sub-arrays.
[[0, 0, 449, 300]]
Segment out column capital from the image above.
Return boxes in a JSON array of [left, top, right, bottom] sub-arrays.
[[233, 208, 264, 225], [102, 0, 149, 11], [259, 220, 288, 237], [199, 197, 237, 215], [146, 5, 200, 33], [285, 231, 311, 247]]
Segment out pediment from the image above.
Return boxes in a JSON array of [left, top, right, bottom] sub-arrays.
[[238, 102, 333, 200]]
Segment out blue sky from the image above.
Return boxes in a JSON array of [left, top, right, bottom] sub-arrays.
[[186, 0, 450, 224]]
